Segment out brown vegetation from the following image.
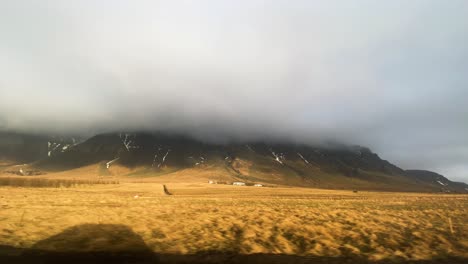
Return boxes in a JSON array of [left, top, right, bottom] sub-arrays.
[[0, 182, 466, 263], [0, 177, 119, 188]]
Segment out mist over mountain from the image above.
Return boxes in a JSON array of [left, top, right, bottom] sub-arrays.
[[0, 1, 467, 181]]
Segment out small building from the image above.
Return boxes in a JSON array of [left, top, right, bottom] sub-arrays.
[[233, 182, 246, 186], [254, 184, 263, 187], [208, 180, 217, 184]]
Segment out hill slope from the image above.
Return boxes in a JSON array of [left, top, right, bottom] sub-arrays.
[[1, 132, 467, 192], [405, 170, 468, 193]]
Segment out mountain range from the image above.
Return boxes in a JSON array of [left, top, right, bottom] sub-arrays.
[[1, 131, 467, 193]]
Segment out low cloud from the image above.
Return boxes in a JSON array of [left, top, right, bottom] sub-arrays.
[[0, 1, 467, 181]]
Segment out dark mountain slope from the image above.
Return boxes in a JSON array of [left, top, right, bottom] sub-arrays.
[[0, 132, 47, 164], [28, 132, 466, 192], [2, 131, 467, 192], [0, 132, 81, 165], [405, 170, 468, 193]]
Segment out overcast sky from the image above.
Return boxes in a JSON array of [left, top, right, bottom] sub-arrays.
[[0, 1, 467, 181]]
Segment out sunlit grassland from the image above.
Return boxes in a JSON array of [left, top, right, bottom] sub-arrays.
[[0, 182, 466, 262]]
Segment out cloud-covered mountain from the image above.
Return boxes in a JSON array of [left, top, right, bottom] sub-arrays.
[[1, 131, 466, 193], [0, 1, 467, 181]]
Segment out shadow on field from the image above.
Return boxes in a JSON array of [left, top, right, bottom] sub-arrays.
[[0, 224, 466, 264]]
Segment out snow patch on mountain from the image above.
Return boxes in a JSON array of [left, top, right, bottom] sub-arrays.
[[436, 180, 447, 186], [106, 157, 120, 169], [152, 154, 158, 167], [297, 152, 309, 164], [158, 149, 170, 168], [47, 142, 62, 157], [120, 133, 139, 151], [270, 149, 284, 165], [245, 145, 255, 153]]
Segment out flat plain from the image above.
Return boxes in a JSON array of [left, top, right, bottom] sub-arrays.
[[0, 180, 467, 263]]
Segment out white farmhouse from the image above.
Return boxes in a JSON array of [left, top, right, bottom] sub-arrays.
[[233, 182, 246, 186], [254, 184, 263, 187]]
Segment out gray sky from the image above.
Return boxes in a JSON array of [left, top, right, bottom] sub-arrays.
[[0, 1, 467, 182]]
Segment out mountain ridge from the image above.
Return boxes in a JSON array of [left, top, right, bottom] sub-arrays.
[[1, 131, 467, 193]]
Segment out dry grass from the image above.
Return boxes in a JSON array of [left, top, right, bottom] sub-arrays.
[[0, 177, 119, 188], [0, 182, 466, 262]]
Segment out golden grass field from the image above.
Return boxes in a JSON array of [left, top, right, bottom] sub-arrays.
[[0, 179, 467, 263]]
